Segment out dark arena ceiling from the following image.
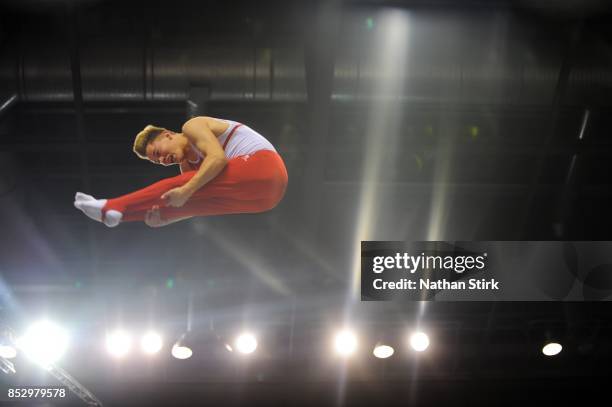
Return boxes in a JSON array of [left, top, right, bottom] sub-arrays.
[[1, 0, 612, 405]]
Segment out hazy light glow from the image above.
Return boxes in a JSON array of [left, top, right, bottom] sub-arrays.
[[0, 345, 17, 359], [349, 10, 411, 298], [334, 330, 358, 357], [373, 344, 394, 359], [410, 332, 430, 352], [199, 226, 291, 296], [235, 333, 258, 354], [171, 345, 193, 360], [542, 342, 562, 356], [339, 10, 411, 405], [141, 332, 163, 354], [106, 330, 132, 358], [17, 320, 69, 367]]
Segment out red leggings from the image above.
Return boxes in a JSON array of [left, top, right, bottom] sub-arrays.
[[102, 150, 288, 222]]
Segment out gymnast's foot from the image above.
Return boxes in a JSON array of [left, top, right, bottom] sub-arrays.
[[74, 192, 123, 227], [75, 192, 96, 202]]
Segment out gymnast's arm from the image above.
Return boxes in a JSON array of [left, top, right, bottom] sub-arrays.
[[145, 162, 196, 227], [179, 117, 228, 196]]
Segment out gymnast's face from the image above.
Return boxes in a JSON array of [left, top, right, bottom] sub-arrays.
[[145, 131, 186, 166]]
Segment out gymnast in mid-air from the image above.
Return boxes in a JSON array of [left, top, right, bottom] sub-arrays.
[[74, 116, 288, 227]]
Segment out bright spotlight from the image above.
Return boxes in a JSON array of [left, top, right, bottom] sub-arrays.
[[542, 342, 562, 356], [410, 332, 430, 352], [334, 330, 357, 357], [235, 333, 258, 354], [0, 345, 17, 359], [141, 332, 162, 354], [17, 320, 69, 367], [373, 344, 394, 359], [171, 344, 193, 359], [106, 330, 132, 358], [171, 332, 193, 360]]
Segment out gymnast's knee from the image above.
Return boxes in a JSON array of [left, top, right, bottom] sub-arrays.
[[261, 184, 287, 211]]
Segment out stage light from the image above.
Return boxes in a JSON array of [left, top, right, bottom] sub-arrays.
[[141, 332, 162, 355], [17, 320, 68, 367], [334, 330, 357, 357], [0, 345, 17, 359], [171, 332, 193, 360], [542, 342, 562, 356], [235, 333, 257, 354], [106, 330, 132, 358], [171, 344, 192, 359], [373, 343, 394, 359], [409, 332, 430, 352]]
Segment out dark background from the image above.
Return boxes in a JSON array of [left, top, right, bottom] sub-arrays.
[[1, 0, 612, 405]]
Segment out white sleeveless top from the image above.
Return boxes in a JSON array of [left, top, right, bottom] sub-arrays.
[[188, 118, 276, 164]]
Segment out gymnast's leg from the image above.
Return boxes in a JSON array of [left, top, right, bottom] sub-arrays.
[[74, 150, 288, 226]]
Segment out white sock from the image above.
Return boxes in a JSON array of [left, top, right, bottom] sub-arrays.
[[74, 193, 123, 227], [75, 192, 96, 202]]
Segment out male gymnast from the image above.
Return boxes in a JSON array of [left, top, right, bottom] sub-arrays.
[[74, 116, 288, 227]]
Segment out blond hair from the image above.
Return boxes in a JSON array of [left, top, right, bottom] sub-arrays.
[[133, 125, 166, 159]]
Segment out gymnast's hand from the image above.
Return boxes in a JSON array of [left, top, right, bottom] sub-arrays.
[[145, 205, 167, 227], [161, 186, 192, 207]]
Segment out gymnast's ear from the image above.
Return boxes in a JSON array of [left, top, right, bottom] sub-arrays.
[[160, 130, 178, 140]]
